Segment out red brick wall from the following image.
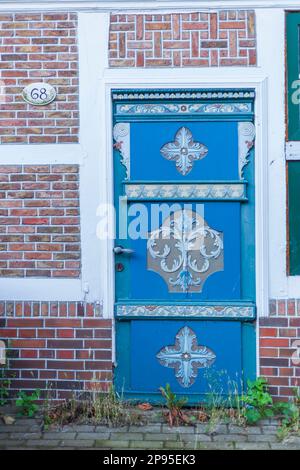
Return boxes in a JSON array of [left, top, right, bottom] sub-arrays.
[[260, 300, 300, 400], [109, 10, 256, 67], [0, 301, 112, 399], [0, 12, 78, 144], [0, 165, 80, 278]]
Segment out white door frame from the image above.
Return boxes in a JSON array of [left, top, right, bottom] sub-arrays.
[[98, 69, 269, 372]]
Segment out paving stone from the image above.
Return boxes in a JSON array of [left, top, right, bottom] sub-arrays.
[[212, 434, 247, 442], [7, 447, 36, 450], [145, 433, 177, 441], [260, 419, 278, 426], [248, 434, 278, 442], [26, 439, 60, 447], [147, 412, 165, 423], [67, 425, 95, 432], [1, 440, 26, 447], [0, 425, 31, 433], [2, 406, 299, 450], [130, 440, 164, 449], [162, 425, 195, 434], [207, 424, 228, 434], [109, 426, 129, 433], [95, 439, 130, 448], [43, 432, 77, 440], [95, 425, 111, 432], [244, 426, 262, 434], [283, 436, 300, 445], [130, 424, 161, 432], [262, 425, 279, 434], [16, 418, 40, 426], [180, 433, 212, 443], [195, 423, 210, 433], [10, 432, 42, 440], [164, 441, 185, 449], [77, 432, 110, 440], [197, 442, 235, 450], [228, 425, 247, 434], [235, 442, 271, 450], [112, 432, 143, 441], [60, 440, 95, 448], [270, 443, 300, 450]]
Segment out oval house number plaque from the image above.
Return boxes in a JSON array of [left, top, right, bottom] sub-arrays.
[[22, 82, 56, 106]]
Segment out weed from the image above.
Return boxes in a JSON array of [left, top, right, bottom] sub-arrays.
[[275, 387, 300, 441], [159, 383, 189, 426], [0, 369, 11, 406], [44, 386, 144, 428], [202, 369, 246, 431], [242, 377, 273, 424], [93, 385, 133, 426], [16, 389, 40, 417]]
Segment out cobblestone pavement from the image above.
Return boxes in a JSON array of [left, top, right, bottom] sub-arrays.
[[0, 410, 300, 450]]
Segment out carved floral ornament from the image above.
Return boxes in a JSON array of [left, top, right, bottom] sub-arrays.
[[147, 209, 224, 293], [156, 326, 216, 388], [238, 122, 255, 179], [113, 122, 130, 180], [160, 126, 208, 176]]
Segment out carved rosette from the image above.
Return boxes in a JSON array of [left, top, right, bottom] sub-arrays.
[[156, 326, 216, 388], [160, 127, 208, 176]]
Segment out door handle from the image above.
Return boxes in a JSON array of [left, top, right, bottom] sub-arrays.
[[113, 245, 134, 255]]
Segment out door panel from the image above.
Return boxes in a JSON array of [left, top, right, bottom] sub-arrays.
[[123, 202, 241, 301], [130, 321, 242, 393], [130, 121, 239, 181], [113, 89, 256, 401]]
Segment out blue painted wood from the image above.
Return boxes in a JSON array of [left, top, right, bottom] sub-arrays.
[[131, 121, 238, 181], [130, 320, 242, 393], [125, 202, 241, 301], [115, 320, 255, 402]]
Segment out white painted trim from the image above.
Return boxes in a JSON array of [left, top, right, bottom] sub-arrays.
[[257, 9, 288, 300], [0, 144, 86, 164], [78, 12, 110, 313], [0, 279, 82, 301], [1, 1, 300, 12]]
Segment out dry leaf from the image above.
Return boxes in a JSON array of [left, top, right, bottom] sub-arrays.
[[2, 415, 15, 425], [137, 403, 153, 411], [198, 410, 209, 422]]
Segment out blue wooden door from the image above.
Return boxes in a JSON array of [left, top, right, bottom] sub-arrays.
[[113, 89, 256, 402]]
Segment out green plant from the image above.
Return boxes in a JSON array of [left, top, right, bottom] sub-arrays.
[[93, 385, 135, 426], [242, 377, 273, 424], [201, 369, 247, 431], [274, 387, 300, 440], [44, 386, 144, 428], [159, 383, 188, 426], [0, 369, 11, 406], [16, 389, 40, 417]]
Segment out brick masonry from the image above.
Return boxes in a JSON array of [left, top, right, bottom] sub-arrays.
[[1, 298, 299, 400], [259, 300, 300, 400], [0, 164, 80, 278], [0, 12, 79, 144], [109, 10, 257, 68], [0, 301, 112, 399]]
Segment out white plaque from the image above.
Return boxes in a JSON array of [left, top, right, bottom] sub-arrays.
[[22, 82, 56, 106]]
